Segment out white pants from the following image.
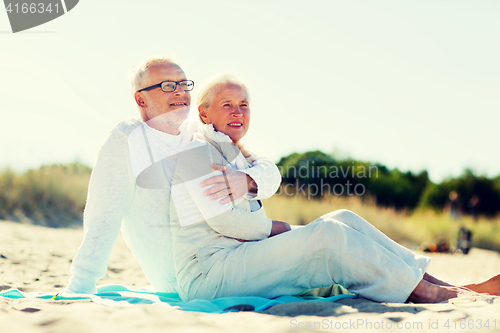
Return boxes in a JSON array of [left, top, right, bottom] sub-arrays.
[[177, 209, 430, 303]]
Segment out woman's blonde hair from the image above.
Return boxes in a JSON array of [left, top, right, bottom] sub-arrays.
[[197, 74, 250, 123]]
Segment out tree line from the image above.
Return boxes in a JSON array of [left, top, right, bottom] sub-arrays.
[[277, 150, 500, 217], [1, 153, 499, 227]]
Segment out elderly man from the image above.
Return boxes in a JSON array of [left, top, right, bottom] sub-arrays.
[[65, 58, 281, 294]]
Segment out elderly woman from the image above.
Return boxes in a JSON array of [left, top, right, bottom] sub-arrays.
[[169, 75, 500, 303]]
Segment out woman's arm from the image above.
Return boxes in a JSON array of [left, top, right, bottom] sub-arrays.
[[171, 142, 273, 241], [240, 148, 281, 200]]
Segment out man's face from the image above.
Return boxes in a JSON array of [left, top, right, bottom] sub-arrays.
[[136, 62, 191, 122], [200, 84, 250, 144]]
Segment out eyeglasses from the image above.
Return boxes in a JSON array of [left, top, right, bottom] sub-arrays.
[[137, 80, 195, 93]]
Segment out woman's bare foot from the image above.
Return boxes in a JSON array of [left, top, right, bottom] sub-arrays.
[[463, 274, 500, 296], [408, 279, 480, 303]]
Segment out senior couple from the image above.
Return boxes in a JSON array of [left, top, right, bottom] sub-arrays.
[[66, 57, 500, 303]]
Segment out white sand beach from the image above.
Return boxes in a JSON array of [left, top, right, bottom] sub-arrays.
[[1, 219, 500, 333]]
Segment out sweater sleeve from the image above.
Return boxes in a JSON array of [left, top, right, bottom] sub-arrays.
[[171, 143, 272, 241], [65, 127, 135, 294], [239, 149, 281, 200]]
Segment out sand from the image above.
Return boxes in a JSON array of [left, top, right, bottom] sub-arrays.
[[1, 219, 500, 333]]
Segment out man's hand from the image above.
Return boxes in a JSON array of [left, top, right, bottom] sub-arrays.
[[236, 142, 252, 159], [236, 221, 291, 242], [270, 220, 291, 237], [200, 164, 256, 204]]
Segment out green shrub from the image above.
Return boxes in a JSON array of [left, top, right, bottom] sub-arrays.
[[0, 162, 91, 227]]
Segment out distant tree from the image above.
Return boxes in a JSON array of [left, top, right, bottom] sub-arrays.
[[419, 169, 500, 217], [276, 150, 429, 209], [368, 169, 429, 210]]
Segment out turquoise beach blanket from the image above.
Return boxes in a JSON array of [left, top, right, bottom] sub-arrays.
[[0, 284, 356, 313]]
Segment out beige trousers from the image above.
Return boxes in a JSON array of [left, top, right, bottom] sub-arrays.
[[177, 209, 430, 303]]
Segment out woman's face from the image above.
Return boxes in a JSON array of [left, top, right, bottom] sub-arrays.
[[200, 84, 250, 144]]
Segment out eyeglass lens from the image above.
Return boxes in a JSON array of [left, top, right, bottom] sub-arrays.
[[161, 81, 194, 92]]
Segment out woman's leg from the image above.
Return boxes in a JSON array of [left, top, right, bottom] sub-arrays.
[[191, 210, 500, 302], [194, 216, 430, 303], [323, 210, 500, 298], [321, 210, 429, 268], [408, 279, 479, 303]]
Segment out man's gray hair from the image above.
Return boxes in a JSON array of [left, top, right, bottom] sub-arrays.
[[197, 74, 250, 123], [129, 56, 177, 92]]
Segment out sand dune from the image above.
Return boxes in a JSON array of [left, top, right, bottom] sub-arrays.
[[1, 219, 500, 333]]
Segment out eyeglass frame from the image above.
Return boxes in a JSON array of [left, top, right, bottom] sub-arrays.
[[136, 80, 195, 93]]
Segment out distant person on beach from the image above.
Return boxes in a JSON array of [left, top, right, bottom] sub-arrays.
[[66, 57, 500, 303], [468, 196, 480, 222], [168, 74, 500, 303], [444, 191, 474, 254], [445, 191, 461, 221], [65, 57, 281, 294]]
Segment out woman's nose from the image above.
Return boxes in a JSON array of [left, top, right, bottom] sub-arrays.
[[232, 106, 243, 116]]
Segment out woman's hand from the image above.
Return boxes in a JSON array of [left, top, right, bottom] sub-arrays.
[[200, 164, 256, 204]]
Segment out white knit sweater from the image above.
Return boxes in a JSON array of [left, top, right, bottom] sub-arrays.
[[65, 118, 281, 294]]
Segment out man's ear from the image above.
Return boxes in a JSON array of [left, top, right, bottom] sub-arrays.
[[134, 92, 146, 108], [198, 105, 211, 124]]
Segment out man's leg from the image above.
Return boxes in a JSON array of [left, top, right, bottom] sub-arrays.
[[463, 275, 500, 296]]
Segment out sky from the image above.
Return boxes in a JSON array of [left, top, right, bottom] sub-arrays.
[[1, 0, 499, 183]]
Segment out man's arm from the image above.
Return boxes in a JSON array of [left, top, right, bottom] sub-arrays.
[[65, 127, 135, 294], [200, 148, 281, 204]]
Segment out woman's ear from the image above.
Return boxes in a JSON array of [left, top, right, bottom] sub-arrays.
[[198, 105, 211, 124]]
